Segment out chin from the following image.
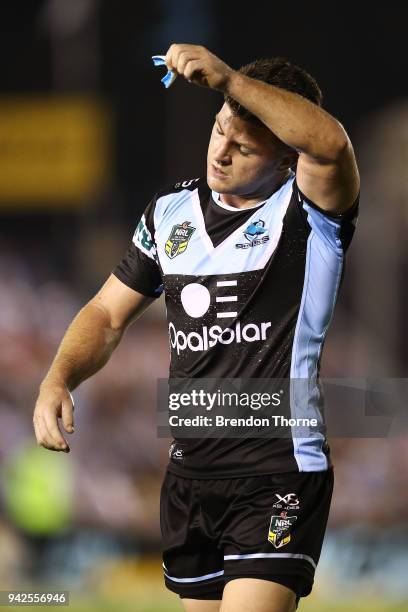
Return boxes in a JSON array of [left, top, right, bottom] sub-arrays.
[[207, 174, 232, 193], [207, 174, 217, 190]]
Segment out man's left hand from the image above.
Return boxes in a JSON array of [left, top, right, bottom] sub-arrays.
[[165, 44, 234, 91]]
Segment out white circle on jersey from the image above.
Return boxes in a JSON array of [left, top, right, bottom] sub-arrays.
[[180, 283, 210, 317]]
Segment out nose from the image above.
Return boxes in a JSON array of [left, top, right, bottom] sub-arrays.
[[214, 141, 232, 166]]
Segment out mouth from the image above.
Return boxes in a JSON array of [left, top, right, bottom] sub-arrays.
[[210, 163, 228, 179]]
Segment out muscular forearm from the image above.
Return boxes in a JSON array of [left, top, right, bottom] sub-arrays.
[[34, 277, 152, 453], [41, 302, 123, 392], [225, 71, 349, 161]]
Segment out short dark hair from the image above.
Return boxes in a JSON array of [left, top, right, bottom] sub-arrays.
[[225, 57, 323, 125]]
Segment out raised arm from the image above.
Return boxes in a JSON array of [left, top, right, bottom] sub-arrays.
[[223, 70, 360, 214], [33, 274, 155, 453], [165, 43, 360, 214]]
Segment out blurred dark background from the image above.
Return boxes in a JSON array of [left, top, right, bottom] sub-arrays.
[[1, 2, 408, 611]]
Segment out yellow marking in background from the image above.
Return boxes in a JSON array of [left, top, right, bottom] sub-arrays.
[[0, 96, 111, 208]]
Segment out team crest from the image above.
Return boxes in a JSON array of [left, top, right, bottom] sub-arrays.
[[268, 511, 297, 548], [165, 221, 196, 259], [236, 219, 269, 249]]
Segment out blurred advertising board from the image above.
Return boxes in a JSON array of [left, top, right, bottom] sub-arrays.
[[0, 96, 111, 208]]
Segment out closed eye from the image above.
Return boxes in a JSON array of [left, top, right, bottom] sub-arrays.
[[239, 146, 253, 156]]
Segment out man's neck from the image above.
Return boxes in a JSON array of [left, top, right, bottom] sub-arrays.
[[219, 172, 290, 210]]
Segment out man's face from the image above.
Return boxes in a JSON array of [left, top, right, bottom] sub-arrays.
[[207, 103, 292, 197]]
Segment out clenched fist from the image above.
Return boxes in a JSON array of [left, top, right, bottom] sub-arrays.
[[165, 44, 235, 91], [33, 381, 75, 452]]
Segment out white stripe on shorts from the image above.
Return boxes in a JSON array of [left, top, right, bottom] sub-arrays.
[[163, 565, 225, 583], [223, 553, 316, 570]]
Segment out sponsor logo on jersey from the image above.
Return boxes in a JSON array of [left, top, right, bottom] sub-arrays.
[[268, 511, 297, 548], [169, 279, 272, 353], [180, 280, 238, 319], [236, 219, 269, 249], [165, 220, 196, 259], [133, 214, 158, 261], [273, 493, 300, 510], [169, 320, 272, 354]]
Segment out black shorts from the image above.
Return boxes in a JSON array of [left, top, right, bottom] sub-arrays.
[[160, 467, 334, 603]]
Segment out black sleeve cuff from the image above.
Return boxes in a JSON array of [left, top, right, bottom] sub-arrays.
[[112, 270, 162, 299], [294, 179, 359, 220]]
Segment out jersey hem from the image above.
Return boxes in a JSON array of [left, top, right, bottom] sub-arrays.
[[166, 462, 332, 480]]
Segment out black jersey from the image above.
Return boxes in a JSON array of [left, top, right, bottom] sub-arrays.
[[113, 172, 358, 477]]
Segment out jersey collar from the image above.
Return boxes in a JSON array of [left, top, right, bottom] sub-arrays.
[[210, 171, 295, 212]]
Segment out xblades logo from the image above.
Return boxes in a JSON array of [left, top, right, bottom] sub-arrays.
[[273, 493, 300, 509], [169, 442, 185, 464]]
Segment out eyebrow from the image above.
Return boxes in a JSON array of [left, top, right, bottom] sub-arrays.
[[214, 114, 255, 150]]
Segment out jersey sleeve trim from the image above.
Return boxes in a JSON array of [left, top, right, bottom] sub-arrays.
[[112, 268, 164, 299], [294, 178, 359, 220]]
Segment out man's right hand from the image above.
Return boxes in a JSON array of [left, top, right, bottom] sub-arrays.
[[33, 381, 75, 452], [32, 275, 155, 454]]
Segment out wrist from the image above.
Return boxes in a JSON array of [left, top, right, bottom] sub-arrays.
[[214, 66, 237, 94], [40, 373, 69, 392], [223, 70, 246, 98]]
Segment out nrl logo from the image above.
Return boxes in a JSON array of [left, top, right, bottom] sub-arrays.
[[165, 220, 196, 259], [268, 511, 297, 549]]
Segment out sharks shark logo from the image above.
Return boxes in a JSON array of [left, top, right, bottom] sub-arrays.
[[236, 219, 269, 249], [244, 220, 267, 241]]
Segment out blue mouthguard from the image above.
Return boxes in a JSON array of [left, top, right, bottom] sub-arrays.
[[151, 55, 177, 88]]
